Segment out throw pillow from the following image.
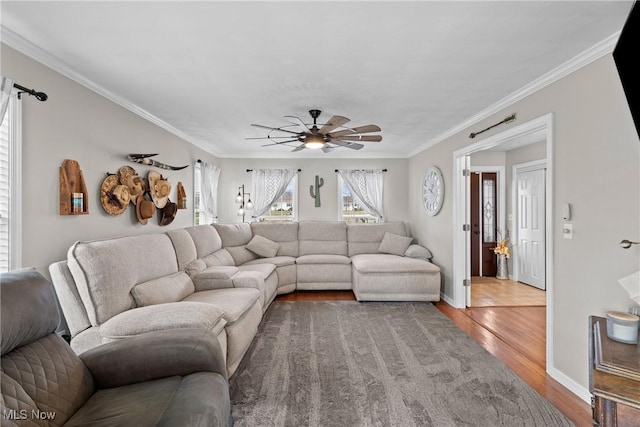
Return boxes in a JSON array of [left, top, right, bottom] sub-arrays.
[[378, 232, 413, 256], [404, 244, 433, 261], [131, 272, 195, 307], [246, 234, 280, 258]]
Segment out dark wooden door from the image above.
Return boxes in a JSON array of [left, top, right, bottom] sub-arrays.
[[481, 173, 497, 277], [470, 172, 498, 277]]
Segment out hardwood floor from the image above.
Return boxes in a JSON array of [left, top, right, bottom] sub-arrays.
[[471, 276, 546, 306], [275, 291, 639, 426]]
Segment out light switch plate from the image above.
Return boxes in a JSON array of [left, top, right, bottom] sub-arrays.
[[563, 223, 573, 239]]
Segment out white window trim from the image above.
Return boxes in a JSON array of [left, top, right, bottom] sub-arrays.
[[2, 94, 22, 271]]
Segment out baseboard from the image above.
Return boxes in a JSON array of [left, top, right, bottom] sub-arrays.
[[440, 292, 456, 307], [547, 366, 591, 403]]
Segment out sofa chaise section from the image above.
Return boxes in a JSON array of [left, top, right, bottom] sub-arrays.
[[347, 222, 441, 301]]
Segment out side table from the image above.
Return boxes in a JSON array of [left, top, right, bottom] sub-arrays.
[[589, 316, 640, 426]]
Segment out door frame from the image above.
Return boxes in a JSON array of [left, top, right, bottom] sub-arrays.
[[470, 166, 506, 277], [452, 112, 554, 369], [512, 159, 547, 285]]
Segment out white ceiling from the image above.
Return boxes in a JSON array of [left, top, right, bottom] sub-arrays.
[[0, 1, 634, 158]]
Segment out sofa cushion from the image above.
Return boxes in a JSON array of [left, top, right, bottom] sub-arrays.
[[131, 272, 195, 307], [182, 288, 260, 324], [250, 222, 299, 256], [238, 263, 277, 279], [99, 302, 226, 341], [191, 266, 239, 291], [378, 232, 414, 256], [1, 269, 60, 355], [1, 334, 95, 425], [196, 266, 239, 280], [242, 256, 296, 267], [351, 254, 441, 274], [202, 249, 235, 267], [347, 222, 409, 256], [65, 373, 229, 427], [166, 228, 197, 271], [185, 225, 223, 257], [298, 221, 347, 256], [224, 246, 258, 266], [185, 259, 207, 276], [67, 234, 179, 325], [213, 223, 252, 247], [296, 254, 352, 265], [246, 234, 280, 258]]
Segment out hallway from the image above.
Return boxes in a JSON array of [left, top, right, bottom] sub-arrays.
[[471, 276, 546, 306]]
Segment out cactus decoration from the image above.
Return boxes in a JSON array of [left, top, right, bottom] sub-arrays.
[[310, 175, 324, 207]]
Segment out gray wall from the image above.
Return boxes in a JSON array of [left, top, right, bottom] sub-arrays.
[[1, 46, 220, 275], [216, 157, 409, 224], [408, 55, 639, 393]]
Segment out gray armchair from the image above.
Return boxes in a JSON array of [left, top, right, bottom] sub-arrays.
[[0, 269, 231, 426]]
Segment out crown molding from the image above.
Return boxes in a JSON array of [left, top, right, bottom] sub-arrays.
[[1, 26, 221, 157], [2, 25, 620, 160], [407, 31, 621, 158]]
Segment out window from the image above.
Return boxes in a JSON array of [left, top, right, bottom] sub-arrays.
[[255, 175, 297, 222], [0, 94, 21, 273], [338, 175, 379, 224], [193, 161, 215, 225]]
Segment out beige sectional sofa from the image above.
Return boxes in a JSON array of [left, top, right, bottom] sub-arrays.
[[49, 221, 440, 377]]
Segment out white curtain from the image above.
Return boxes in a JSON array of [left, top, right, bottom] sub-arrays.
[[251, 169, 298, 219], [338, 169, 385, 221], [199, 162, 221, 223], [1, 76, 14, 126]]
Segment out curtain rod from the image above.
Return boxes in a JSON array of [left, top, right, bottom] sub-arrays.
[[13, 82, 48, 101], [246, 169, 301, 172], [335, 169, 387, 172], [469, 113, 516, 139]]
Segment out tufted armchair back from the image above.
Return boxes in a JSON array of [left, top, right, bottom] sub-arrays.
[[1, 269, 94, 426]]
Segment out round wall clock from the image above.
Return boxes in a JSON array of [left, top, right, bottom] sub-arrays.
[[423, 166, 444, 216]]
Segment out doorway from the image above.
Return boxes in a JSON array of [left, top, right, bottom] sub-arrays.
[[452, 113, 554, 366], [470, 171, 498, 278]]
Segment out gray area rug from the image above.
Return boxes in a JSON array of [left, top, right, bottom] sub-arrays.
[[230, 301, 573, 426]]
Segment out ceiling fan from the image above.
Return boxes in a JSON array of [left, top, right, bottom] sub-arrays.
[[247, 109, 382, 153]]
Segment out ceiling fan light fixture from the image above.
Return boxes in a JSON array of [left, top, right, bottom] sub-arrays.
[[304, 134, 325, 149]]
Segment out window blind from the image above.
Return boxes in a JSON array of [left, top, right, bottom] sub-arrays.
[[0, 111, 10, 272]]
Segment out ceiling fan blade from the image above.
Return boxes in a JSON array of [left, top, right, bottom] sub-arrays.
[[251, 123, 300, 135], [292, 145, 306, 152], [261, 139, 299, 147], [245, 136, 296, 140], [335, 135, 382, 142], [318, 115, 350, 134], [322, 145, 335, 153], [284, 116, 310, 134], [329, 125, 382, 137], [330, 139, 364, 150]]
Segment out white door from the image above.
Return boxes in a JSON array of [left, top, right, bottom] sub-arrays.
[[517, 168, 546, 289]]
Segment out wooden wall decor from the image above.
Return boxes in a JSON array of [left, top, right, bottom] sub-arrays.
[[59, 159, 89, 215], [177, 181, 187, 209]]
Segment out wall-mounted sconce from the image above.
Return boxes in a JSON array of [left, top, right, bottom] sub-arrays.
[[235, 184, 253, 222], [619, 239, 639, 249]]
